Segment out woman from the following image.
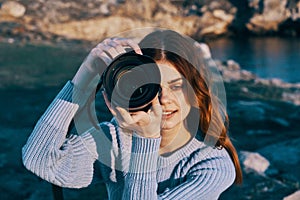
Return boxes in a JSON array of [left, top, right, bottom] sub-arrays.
[[22, 29, 242, 199]]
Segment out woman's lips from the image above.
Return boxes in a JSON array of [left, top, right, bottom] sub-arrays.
[[162, 110, 177, 119]]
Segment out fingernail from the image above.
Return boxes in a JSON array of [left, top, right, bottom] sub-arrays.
[[135, 49, 143, 55]]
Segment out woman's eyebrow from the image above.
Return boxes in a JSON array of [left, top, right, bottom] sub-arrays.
[[167, 78, 183, 84]]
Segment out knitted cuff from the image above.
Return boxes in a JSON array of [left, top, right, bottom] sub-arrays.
[[128, 135, 161, 175]]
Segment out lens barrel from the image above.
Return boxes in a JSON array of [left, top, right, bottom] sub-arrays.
[[102, 51, 161, 112]]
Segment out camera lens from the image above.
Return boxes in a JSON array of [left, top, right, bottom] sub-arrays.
[[102, 52, 161, 112]]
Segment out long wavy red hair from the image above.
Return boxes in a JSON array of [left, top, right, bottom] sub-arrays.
[[138, 30, 243, 184]]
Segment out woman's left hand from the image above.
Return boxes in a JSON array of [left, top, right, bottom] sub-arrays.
[[114, 96, 162, 138]]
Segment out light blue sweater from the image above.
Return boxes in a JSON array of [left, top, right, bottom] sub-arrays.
[[22, 81, 236, 200]]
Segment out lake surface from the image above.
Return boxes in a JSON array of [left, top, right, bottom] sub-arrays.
[[0, 43, 88, 89], [1, 36, 299, 90], [207, 36, 300, 83]]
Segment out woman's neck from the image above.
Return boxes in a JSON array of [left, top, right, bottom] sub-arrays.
[[159, 125, 191, 156]]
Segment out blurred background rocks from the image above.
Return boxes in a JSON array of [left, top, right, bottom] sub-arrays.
[[1, 0, 300, 199], [1, 0, 300, 44]]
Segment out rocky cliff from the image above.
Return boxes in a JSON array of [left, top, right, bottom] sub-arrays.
[[1, 0, 300, 45]]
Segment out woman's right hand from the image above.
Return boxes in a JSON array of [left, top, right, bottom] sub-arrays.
[[72, 38, 142, 91]]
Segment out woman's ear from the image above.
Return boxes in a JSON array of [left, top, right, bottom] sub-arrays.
[[102, 91, 117, 116]]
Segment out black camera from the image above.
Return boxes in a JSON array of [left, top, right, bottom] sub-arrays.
[[101, 51, 161, 112]]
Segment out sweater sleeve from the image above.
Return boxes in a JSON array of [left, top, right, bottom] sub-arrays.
[[122, 135, 161, 200], [22, 81, 99, 188], [158, 148, 236, 200], [121, 136, 235, 200]]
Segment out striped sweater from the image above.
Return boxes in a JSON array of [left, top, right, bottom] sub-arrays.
[[22, 81, 236, 200]]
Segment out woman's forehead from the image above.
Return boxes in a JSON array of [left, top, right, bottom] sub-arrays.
[[157, 62, 182, 83]]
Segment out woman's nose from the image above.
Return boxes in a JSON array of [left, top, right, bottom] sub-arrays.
[[159, 86, 173, 104]]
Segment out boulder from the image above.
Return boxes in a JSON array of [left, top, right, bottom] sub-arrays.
[[284, 190, 300, 200], [217, 60, 256, 82], [0, 1, 26, 18], [258, 138, 300, 167], [239, 151, 270, 174], [258, 138, 300, 184], [246, 0, 290, 34]]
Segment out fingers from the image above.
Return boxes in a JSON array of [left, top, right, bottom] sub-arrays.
[[151, 96, 162, 116], [91, 38, 142, 69], [98, 38, 125, 58], [112, 104, 161, 138], [102, 91, 117, 116], [90, 48, 112, 66], [113, 38, 142, 55], [112, 38, 142, 54], [131, 111, 151, 126], [114, 107, 135, 127], [113, 96, 162, 127], [100, 38, 141, 56], [114, 107, 152, 127]]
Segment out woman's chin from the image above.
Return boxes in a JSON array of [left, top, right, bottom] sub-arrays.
[[161, 120, 180, 132]]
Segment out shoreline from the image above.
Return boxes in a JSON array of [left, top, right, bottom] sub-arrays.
[[1, 0, 300, 48]]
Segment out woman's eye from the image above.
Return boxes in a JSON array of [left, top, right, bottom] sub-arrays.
[[170, 84, 183, 91]]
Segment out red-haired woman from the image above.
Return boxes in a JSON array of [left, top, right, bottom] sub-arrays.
[[23, 29, 242, 199]]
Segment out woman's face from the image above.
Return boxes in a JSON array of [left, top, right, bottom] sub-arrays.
[[158, 61, 191, 132]]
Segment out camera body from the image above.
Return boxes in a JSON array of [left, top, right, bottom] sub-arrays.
[[101, 51, 161, 112]]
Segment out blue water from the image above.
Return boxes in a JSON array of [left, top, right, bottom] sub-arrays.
[[1, 37, 299, 90], [207, 37, 300, 83], [0, 43, 87, 89]]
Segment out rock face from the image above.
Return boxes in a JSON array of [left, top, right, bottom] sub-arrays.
[[185, 0, 300, 36], [239, 151, 270, 174], [25, 0, 236, 41], [215, 59, 300, 106], [246, 0, 296, 35], [1, 0, 300, 44], [258, 138, 300, 175], [0, 1, 26, 18], [284, 190, 300, 200], [183, 0, 237, 37]]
